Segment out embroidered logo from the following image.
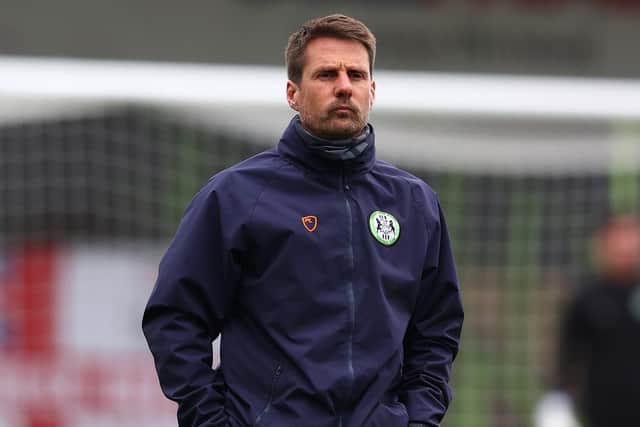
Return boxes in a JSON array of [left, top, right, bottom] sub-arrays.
[[301, 215, 318, 232], [369, 210, 400, 246]]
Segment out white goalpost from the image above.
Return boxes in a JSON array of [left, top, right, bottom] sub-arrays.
[[2, 54, 640, 175]]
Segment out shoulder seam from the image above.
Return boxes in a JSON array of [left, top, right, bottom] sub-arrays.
[[247, 161, 291, 225], [383, 169, 440, 232]]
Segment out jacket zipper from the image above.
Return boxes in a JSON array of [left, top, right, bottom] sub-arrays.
[[342, 172, 356, 404], [254, 364, 282, 426]]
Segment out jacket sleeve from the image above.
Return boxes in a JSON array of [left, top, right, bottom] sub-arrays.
[[399, 200, 464, 426], [142, 182, 245, 426]]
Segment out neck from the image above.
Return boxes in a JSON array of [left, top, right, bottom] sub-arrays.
[[293, 116, 371, 161], [300, 124, 366, 143]]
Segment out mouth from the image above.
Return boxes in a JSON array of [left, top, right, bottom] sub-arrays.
[[332, 106, 355, 114]]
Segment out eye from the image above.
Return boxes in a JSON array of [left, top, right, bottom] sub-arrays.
[[349, 71, 366, 80], [317, 70, 334, 80]]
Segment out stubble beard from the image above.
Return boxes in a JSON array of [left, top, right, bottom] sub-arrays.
[[301, 110, 367, 140]]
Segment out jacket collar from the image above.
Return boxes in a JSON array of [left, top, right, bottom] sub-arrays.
[[277, 116, 376, 175]]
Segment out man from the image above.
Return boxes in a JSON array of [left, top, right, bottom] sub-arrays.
[[556, 215, 640, 427], [143, 14, 463, 427]]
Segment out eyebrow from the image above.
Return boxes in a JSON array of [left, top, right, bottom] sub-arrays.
[[312, 66, 369, 77]]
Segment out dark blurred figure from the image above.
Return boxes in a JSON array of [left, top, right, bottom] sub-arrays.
[[557, 215, 640, 427]]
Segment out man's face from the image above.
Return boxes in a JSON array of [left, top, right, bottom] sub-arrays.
[[599, 219, 640, 281], [287, 37, 376, 140]]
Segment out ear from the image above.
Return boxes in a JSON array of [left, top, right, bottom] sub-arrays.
[[369, 79, 376, 110], [286, 80, 299, 111]]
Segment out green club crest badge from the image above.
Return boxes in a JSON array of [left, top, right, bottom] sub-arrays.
[[369, 210, 400, 246]]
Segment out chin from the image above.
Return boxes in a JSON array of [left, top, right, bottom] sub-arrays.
[[326, 121, 363, 138], [321, 127, 358, 140]]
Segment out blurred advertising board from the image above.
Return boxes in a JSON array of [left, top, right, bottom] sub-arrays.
[[0, 243, 176, 427]]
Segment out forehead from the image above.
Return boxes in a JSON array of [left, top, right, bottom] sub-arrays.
[[303, 37, 369, 72]]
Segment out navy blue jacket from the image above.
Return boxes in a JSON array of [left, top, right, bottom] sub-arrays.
[[143, 118, 464, 427]]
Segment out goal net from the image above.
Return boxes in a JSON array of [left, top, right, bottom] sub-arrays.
[[1, 56, 640, 427]]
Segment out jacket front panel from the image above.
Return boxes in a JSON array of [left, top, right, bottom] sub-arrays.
[[225, 162, 360, 424]]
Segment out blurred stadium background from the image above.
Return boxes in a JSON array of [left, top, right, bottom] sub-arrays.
[[1, 1, 640, 426]]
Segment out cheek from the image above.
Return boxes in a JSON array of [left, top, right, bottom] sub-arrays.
[[359, 89, 373, 110], [305, 94, 330, 115], [300, 98, 316, 116]]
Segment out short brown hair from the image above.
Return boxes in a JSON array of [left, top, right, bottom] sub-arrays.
[[285, 14, 376, 84]]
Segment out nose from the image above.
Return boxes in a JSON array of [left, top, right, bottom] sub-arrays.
[[334, 71, 352, 98]]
